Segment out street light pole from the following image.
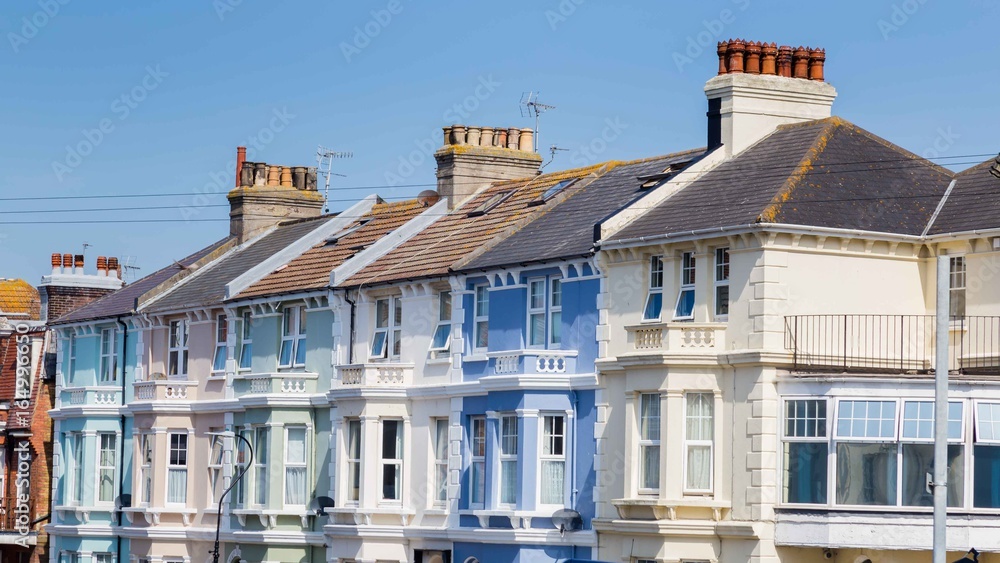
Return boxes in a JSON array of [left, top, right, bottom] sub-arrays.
[[210, 431, 254, 563], [933, 254, 950, 563]]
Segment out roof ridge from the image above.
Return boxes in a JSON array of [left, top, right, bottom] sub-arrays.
[[758, 119, 841, 223]]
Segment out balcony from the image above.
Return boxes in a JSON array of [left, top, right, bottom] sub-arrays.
[[60, 386, 121, 407], [620, 323, 727, 365], [233, 372, 318, 397], [487, 349, 578, 376], [784, 315, 1000, 375], [0, 495, 36, 545], [334, 363, 413, 387], [132, 380, 197, 401]]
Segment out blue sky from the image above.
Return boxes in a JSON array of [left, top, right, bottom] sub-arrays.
[[1, 0, 998, 284]]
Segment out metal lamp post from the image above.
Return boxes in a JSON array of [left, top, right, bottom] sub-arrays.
[[208, 431, 253, 563]]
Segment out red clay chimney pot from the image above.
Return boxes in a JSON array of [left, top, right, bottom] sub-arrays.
[[717, 41, 729, 75], [745, 41, 761, 74], [808, 48, 826, 81], [236, 146, 247, 188], [761, 42, 778, 75], [51, 253, 61, 267], [792, 46, 809, 79], [727, 39, 745, 74], [777, 45, 793, 78], [62, 254, 72, 269]]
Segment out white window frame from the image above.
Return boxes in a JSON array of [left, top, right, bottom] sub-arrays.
[[780, 398, 830, 506], [549, 279, 562, 348], [834, 399, 899, 441], [499, 415, 519, 506], [279, 305, 307, 369], [538, 414, 566, 506], [284, 426, 308, 507], [235, 429, 249, 506], [469, 416, 486, 508], [901, 400, 964, 442], [138, 433, 153, 505], [67, 432, 83, 505], [433, 418, 449, 505], [474, 284, 489, 352], [673, 252, 696, 321], [92, 554, 113, 563], [238, 311, 253, 371], [67, 334, 77, 384], [683, 392, 714, 494], [371, 297, 402, 360], [167, 319, 189, 378], [379, 419, 404, 504], [974, 401, 1000, 443], [527, 278, 546, 349], [99, 328, 117, 383], [96, 432, 117, 505], [208, 431, 225, 506], [638, 393, 661, 493], [429, 291, 452, 354], [212, 314, 227, 373], [346, 419, 362, 504], [950, 255, 966, 317], [166, 432, 188, 505], [642, 256, 664, 322], [714, 247, 729, 320]]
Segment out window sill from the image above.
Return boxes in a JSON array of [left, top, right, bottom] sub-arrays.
[[465, 353, 489, 363], [425, 356, 452, 366], [232, 507, 311, 528], [120, 506, 197, 526], [328, 506, 415, 526], [460, 507, 562, 529], [611, 497, 729, 521]]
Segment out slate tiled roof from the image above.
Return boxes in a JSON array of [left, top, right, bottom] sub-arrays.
[[342, 163, 616, 287], [926, 158, 1000, 235], [458, 149, 705, 271], [607, 117, 955, 243], [235, 199, 428, 299], [144, 216, 333, 312], [0, 279, 40, 319], [53, 238, 234, 325]]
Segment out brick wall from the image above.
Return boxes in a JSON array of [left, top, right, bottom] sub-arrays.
[[42, 286, 114, 322]]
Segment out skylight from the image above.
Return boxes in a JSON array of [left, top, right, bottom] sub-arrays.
[[467, 190, 515, 217], [529, 179, 578, 206]]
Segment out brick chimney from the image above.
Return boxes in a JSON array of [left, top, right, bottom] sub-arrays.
[[227, 147, 324, 244], [39, 253, 125, 322], [434, 125, 543, 208], [706, 39, 837, 157]]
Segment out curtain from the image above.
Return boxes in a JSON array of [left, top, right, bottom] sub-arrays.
[[541, 461, 565, 505], [471, 461, 485, 504], [501, 460, 517, 504], [285, 467, 306, 505], [167, 469, 187, 503], [99, 469, 115, 502], [686, 445, 711, 490], [641, 445, 660, 490]]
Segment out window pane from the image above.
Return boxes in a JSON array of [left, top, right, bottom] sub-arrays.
[[282, 308, 293, 336], [382, 463, 401, 500], [500, 460, 517, 504], [674, 289, 695, 319], [643, 293, 663, 321], [640, 394, 660, 441], [435, 419, 449, 460], [285, 467, 307, 505], [501, 417, 518, 455], [836, 400, 896, 439], [439, 291, 452, 321], [974, 445, 1000, 507], [540, 461, 565, 504], [471, 418, 486, 456], [476, 320, 489, 349], [682, 252, 696, 285], [529, 313, 545, 346], [902, 401, 963, 440], [476, 286, 489, 317], [686, 445, 711, 490], [530, 280, 545, 309], [650, 256, 663, 289], [239, 342, 253, 370], [715, 285, 729, 316], [551, 279, 561, 307], [686, 393, 713, 440], [393, 298, 402, 326], [783, 442, 827, 504], [715, 247, 730, 281], [902, 443, 963, 507], [376, 299, 389, 328], [370, 331, 387, 358], [382, 421, 401, 459], [785, 400, 827, 438], [279, 340, 293, 367], [835, 442, 897, 505], [550, 311, 562, 345], [977, 402, 1000, 442], [295, 338, 307, 366], [432, 324, 451, 349], [287, 428, 306, 464], [213, 345, 226, 372], [641, 445, 660, 490], [471, 461, 485, 504]]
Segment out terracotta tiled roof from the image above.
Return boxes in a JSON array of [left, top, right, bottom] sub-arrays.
[[341, 163, 615, 287], [235, 199, 428, 299], [0, 279, 40, 320]]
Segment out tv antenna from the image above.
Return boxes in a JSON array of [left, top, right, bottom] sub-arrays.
[[542, 145, 570, 170], [519, 92, 556, 153], [317, 146, 353, 213], [120, 256, 141, 281], [82, 242, 92, 255]]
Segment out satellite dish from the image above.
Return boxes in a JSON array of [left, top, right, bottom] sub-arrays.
[[953, 549, 980, 563], [311, 495, 335, 516], [551, 508, 582, 535], [115, 494, 132, 510]]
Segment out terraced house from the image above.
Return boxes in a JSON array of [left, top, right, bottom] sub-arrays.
[[45, 39, 1000, 563]]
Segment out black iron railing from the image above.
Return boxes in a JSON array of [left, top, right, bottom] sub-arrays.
[[784, 315, 1000, 375], [0, 495, 34, 533]]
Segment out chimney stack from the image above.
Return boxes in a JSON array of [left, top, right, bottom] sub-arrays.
[[706, 39, 836, 157], [434, 124, 543, 208], [227, 147, 324, 244], [39, 252, 124, 322]]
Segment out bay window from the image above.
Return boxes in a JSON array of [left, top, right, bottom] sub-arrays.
[[540, 415, 566, 505], [500, 415, 518, 505], [168, 319, 189, 378], [279, 305, 307, 368], [433, 419, 449, 503], [100, 328, 117, 383], [527, 276, 562, 349], [528, 279, 546, 347], [674, 252, 696, 320], [684, 392, 714, 493], [639, 393, 661, 492], [97, 433, 117, 504], [167, 432, 188, 504], [285, 427, 308, 506], [213, 314, 227, 373], [835, 400, 898, 506], [474, 284, 489, 351], [239, 311, 253, 371], [900, 400, 964, 507], [430, 291, 452, 354], [643, 256, 663, 321], [347, 420, 362, 503], [381, 420, 403, 502], [371, 297, 402, 359], [470, 416, 486, 506], [714, 247, 729, 319], [975, 402, 1000, 507]]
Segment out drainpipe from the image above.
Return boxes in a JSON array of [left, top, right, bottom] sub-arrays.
[[115, 317, 128, 563], [570, 390, 578, 508], [343, 290, 356, 364]]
